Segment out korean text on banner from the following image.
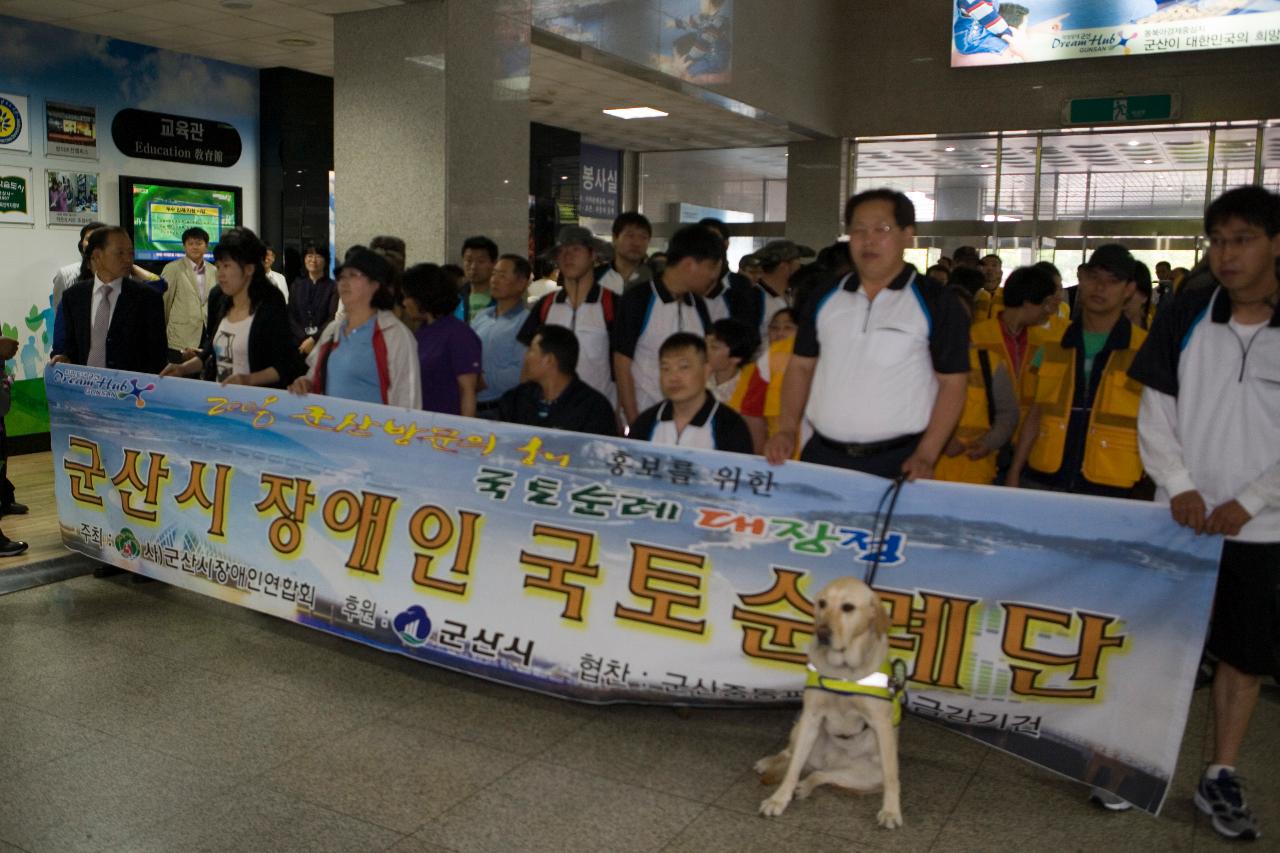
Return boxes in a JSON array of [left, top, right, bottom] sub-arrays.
[[47, 365, 1221, 815]]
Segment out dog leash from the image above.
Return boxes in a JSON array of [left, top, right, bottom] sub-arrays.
[[863, 473, 906, 589]]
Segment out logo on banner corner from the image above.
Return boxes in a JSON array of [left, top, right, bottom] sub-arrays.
[[0, 97, 21, 145], [117, 378, 156, 409], [393, 605, 432, 647], [115, 528, 141, 559]]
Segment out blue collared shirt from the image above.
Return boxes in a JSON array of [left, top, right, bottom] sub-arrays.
[[472, 301, 529, 403], [324, 316, 382, 404]]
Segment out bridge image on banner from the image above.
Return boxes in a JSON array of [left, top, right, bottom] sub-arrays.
[[47, 365, 1222, 816]]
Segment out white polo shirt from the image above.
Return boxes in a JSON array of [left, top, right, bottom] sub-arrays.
[[519, 282, 618, 407], [631, 392, 754, 454], [795, 264, 969, 443], [615, 277, 712, 413]]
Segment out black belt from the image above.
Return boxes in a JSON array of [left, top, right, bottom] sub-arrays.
[[476, 400, 501, 414], [814, 431, 921, 459]]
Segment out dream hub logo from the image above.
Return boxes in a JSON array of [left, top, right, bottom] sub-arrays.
[[393, 605, 432, 648], [118, 378, 156, 409], [0, 97, 21, 145]]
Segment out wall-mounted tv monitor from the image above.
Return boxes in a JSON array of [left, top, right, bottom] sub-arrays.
[[951, 1, 1280, 67], [119, 175, 242, 261]]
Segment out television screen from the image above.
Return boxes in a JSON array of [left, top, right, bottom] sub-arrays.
[[120, 176, 242, 261], [951, 0, 1280, 67]]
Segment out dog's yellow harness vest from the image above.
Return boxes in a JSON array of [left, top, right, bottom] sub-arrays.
[[805, 662, 903, 726]]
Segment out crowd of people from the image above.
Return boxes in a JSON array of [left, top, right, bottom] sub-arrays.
[[6, 182, 1277, 841]]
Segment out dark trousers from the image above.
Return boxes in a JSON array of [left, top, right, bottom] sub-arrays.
[[0, 426, 12, 506], [800, 434, 918, 479]]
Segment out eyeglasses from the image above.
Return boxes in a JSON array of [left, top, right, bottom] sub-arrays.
[[1207, 233, 1264, 251], [848, 223, 897, 241]]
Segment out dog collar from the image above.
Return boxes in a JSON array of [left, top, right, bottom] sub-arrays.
[[805, 662, 903, 726]]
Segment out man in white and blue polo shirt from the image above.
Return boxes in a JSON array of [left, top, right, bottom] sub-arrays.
[[1129, 185, 1280, 842], [613, 225, 720, 427], [764, 189, 970, 479]]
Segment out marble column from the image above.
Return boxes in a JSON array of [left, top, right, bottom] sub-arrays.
[[784, 138, 849, 251], [333, 0, 531, 264], [778, 137, 849, 249]]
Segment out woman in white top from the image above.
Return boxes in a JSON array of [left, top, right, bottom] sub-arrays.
[[161, 228, 304, 388]]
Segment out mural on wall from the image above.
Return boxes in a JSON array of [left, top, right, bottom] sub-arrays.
[[0, 15, 259, 436], [533, 0, 733, 84]]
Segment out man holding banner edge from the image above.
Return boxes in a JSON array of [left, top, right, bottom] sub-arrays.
[[1130, 185, 1280, 842]]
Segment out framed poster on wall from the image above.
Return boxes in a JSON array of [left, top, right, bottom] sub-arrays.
[[0, 167, 34, 225], [46, 169, 99, 227], [0, 93, 31, 153], [45, 101, 98, 160]]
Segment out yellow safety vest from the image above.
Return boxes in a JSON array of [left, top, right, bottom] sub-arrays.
[[724, 363, 756, 411], [1027, 325, 1148, 489], [973, 287, 1003, 323], [971, 315, 1069, 429], [805, 662, 903, 726], [761, 337, 794, 427], [935, 346, 1009, 485]]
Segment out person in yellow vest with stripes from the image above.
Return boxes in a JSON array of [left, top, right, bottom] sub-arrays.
[[706, 317, 764, 449], [739, 307, 799, 454], [970, 253, 1004, 321], [970, 265, 1062, 458], [1032, 260, 1073, 323], [935, 267, 1019, 484], [1006, 244, 1148, 501]]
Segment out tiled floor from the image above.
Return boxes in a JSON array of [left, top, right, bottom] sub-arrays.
[[1, 575, 1275, 853]]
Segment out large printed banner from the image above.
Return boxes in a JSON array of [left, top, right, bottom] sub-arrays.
[[48, 366, 1221, 814], [952, 0, 1280, 66]]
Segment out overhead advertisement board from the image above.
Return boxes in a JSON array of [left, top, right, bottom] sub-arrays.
[[951, 0, 1280, 67]]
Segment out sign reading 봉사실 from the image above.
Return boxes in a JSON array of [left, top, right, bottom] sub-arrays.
[[580, 143, 620, 220]]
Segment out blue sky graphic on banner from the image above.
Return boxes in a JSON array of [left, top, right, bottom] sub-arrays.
[[951, 0, 1280, 66], [49, 365, 1222, 814], [533, 0, 733, 84], [0, 15, 258, 436]]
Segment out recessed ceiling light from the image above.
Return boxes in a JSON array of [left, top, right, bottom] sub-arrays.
[[1143, 159, 1153, 164], [944, 146, 956, 152], [979, 163, 990, 168], [278, 37, 316, 47], [1127, 140, 1140, 146], [603, 107, 668, 120]]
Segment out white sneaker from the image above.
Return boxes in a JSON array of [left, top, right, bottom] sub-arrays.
[[1090, 786, 1133, 811]]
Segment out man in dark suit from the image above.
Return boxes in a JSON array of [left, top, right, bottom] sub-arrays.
[[50, 227, 166, 580], [52, 226, 168, 374]]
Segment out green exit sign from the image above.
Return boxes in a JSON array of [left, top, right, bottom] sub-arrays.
[[1064, 94, 1179, 125]]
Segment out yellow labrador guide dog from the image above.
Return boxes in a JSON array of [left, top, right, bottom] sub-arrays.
[[755, 577, 903, 828]]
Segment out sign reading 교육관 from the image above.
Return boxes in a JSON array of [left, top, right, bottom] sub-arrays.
[[111, 108, 242, 167]]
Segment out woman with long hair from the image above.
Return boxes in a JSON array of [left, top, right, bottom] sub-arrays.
[[161, 227, 305, 388]]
